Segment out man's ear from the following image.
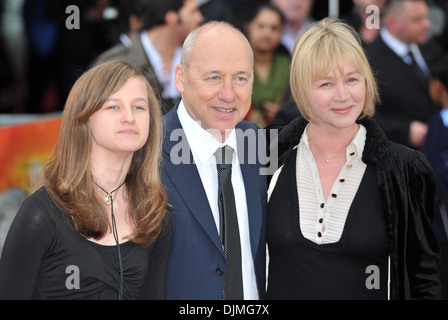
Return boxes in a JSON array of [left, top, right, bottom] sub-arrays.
[[429, 79, 443, 104], [174, 64, 185, 93], [165, 10, 180, 26]]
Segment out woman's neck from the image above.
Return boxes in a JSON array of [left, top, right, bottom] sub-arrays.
[[254, 49, 273, 64], [254, 50, 274, 84], [306, 123, 359, 155], [91, 152, 132, 192]]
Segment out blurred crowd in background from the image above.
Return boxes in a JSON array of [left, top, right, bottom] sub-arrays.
[[0, 0, 446, 117], [0, 0, 364, 114]]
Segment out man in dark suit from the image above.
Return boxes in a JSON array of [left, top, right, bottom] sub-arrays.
[[95, 0, 203, 113], [422, 68, 448, 299], [365, 0, 439, 149], [163, 21, 267, 300]]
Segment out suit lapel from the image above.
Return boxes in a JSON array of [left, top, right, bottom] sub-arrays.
[[129, 32, 151, 66], [377, 36, 428, 89], [240, 161, 262, 258], [236, 124, 263, 258], [163, 108, 264, 257], [163, 107, 224, 254]]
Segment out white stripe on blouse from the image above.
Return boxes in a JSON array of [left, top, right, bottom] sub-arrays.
[[296, 124, 367, 244]]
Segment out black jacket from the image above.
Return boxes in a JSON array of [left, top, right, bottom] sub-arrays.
[[365, 35, 439, 147], [269, 116, 441, 299], [422, 112, 448, 243]]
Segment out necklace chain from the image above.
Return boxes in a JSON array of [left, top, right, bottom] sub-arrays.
[[308, 142, 345, 163], [308, 141, 355, 168], [95, 180, 126, 204], [94, 179, 126, 300], [307, 125, 359, 163]]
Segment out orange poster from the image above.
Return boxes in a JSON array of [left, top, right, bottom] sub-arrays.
[[0, 116, 61, 195]]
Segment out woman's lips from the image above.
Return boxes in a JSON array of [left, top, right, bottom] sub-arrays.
[[332, 106, 353, 114], [118, 129, 137, 135]]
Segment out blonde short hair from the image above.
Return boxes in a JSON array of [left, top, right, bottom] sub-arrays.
[[290, 18, 379, 122]]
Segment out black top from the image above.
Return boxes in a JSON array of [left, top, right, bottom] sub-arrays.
[[267, 148, 388, 299], [267, 116, 441, 299], [0, 187, 170, 300]]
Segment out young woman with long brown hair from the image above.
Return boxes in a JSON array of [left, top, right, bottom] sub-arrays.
[[0, 61, 169, 299]]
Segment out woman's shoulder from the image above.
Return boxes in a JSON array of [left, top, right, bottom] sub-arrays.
[[21, 186, 55, 211], [362, 118, 433, 175], [15, 187, 62, 230], [388, 142, 435, 176], [3, 187, 63, 251]]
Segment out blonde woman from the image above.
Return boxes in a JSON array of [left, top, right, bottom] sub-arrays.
[[0, 61, 169, 300], [266, 18, 440, 299]]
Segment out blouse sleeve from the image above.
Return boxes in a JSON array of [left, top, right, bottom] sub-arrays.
[[0, 191, 55, 299]]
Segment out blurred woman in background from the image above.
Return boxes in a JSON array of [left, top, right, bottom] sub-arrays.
[[244, 3, 290, 128]]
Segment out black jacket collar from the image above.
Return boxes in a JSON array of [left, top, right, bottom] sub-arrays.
[[275, 116, 393, 170]]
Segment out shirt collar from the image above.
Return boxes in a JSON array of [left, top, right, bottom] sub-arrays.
[[441, 109, 448, 127], [141, 32, 162, 68], [380, 28, 410, 59], [119, 33, 132, 48], [140, 32, 182, 98], [177, 100, 238, 164], [300, 124, 367, 161], [350, 124, 367, 159]]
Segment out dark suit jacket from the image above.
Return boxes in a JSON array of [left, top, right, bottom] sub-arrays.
[[422, 112, 448, 243], [162, 104, 267, 300], [94, 31, 178, 114], [365, 34, 439, 147]]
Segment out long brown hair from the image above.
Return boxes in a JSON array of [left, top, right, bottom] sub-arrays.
[[44, 61, 167, 247]]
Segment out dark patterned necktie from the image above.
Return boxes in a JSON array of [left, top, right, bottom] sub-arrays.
[[407, 50, 427, 84], [214, 145, 243, 300]]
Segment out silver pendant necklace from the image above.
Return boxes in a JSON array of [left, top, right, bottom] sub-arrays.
[[94, 179, 126, 300]]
